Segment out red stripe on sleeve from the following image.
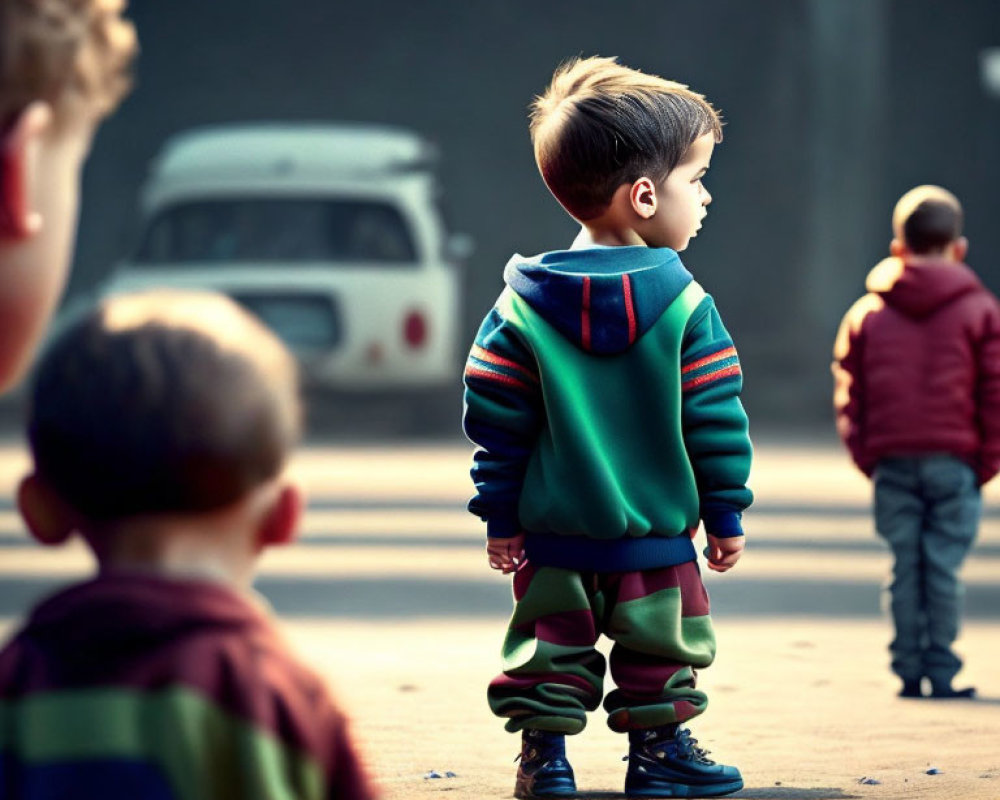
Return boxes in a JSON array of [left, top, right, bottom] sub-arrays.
[[682, 364, 741, 391], [470, 345, 538, 384], [465, 365, 532, 392], [681, 346, 737, 375]]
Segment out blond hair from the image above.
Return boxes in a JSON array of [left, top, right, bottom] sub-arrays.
[[530, 56, 722, 221], [0, 0, 137, 132]]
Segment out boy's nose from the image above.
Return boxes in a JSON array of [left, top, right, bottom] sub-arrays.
[[702, 188, 712, 206]]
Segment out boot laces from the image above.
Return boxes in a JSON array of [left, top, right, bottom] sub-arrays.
[[622, 728, 717, 765], [671, 728, 716, 764], [515, 738, 564, 765]]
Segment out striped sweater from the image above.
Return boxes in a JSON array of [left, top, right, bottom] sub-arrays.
[[0, 573, 375, 800], [463, 245, 752, 572]]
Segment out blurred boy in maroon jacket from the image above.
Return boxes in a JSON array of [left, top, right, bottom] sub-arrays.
[[833, 185, 1000, 699]]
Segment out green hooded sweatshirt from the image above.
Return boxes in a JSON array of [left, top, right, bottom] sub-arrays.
[[464, 245, 752, 572]]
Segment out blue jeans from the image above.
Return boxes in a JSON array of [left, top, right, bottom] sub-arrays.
[[873, 455, 980, 684]]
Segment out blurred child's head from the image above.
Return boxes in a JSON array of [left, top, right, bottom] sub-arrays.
[[890, 185, 967, 262], [18, 290, 303, 576], [529, 56, 722, 249], [0, 0, 135, 136], [0, 0, 137, 392]]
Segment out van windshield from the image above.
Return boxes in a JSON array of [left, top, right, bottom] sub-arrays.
[[134, 198, 418, 265]]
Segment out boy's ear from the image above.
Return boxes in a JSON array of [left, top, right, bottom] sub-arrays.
[[16, 473, 77, 546], [628, 177, 658, 220], [257, 482, 303, 549], [889, 238, 907, 257], [950, 236, 969, 262], [0, 102, 52, 241]]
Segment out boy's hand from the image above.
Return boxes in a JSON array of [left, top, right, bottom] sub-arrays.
[[704, 534, 744, 573], [487, 533, 525, 573]]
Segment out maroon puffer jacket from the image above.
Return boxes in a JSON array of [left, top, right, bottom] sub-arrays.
[[833, 256, 1000, 484]]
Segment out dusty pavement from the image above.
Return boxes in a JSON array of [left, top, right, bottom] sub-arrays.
[[1, 437, 999, 799]]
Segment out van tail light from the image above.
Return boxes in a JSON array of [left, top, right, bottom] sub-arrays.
[[403, 310, 428, 349]]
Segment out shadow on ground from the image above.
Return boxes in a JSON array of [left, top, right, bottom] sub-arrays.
[[737, 789, 860, 799], [509, 788, 862, 799], [3, 576, 1000, 622]]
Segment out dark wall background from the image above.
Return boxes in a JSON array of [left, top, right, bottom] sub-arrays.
[[72, 0, 1000, 429]]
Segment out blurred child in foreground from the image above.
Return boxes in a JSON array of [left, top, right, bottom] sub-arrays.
[[464, 56, 752, 798], [0, 290, 376, 799], [0, 0, 136, 392], [833, 185, 1000, 699]]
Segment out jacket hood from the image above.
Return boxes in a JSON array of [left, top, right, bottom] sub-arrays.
[[20, 572, 265, 664], [866, 256, 982, 318], [503, 246, 692, 355]]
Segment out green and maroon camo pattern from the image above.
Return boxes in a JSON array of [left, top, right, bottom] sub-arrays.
[[488, 560, 716, 735]]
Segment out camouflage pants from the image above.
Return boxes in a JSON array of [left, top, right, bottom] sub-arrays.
[[487, 560, 716, 735]]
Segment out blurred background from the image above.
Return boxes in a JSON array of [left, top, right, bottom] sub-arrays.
[[3, 10, 1000, 782], [20, 0, 1000, 437]]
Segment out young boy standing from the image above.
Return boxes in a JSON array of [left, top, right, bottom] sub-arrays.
[[0, 290, 376, 799], [833, 185, 1000, 700], [463, 56, 752, 799], [0, 0, 136, 392]]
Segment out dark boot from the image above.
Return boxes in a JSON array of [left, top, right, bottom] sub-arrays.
[[625, 726, 743, 798], [514, 729, 576, 798], [898, 678, 923, 698], [929, 680, 976, 699]]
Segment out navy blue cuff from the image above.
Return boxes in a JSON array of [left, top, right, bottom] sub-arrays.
[[524, 532, 697, 572], [486, 517, 520, 538], [701, 508, 744, 537]]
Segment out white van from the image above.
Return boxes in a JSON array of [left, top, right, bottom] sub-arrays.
[[99, 123, 468, 400]]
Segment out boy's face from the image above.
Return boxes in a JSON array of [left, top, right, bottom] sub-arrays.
[[646, 132, 715, 252]]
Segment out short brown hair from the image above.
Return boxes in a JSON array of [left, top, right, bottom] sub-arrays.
[[27, 290, 301, 519], [892, 185, 964, 255], [0, 0, 137, 132], [530, 56, 723, 221]]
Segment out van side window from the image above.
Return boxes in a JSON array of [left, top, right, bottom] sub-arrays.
[[136, 199, 417, 265]]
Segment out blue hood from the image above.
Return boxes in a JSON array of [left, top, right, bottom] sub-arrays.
[[503, 246, 693, 355]]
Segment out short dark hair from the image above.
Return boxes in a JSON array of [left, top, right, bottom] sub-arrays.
[[892, 185, 964, 255], [27, 290, 301, 519], [530, 56, 723, 221]]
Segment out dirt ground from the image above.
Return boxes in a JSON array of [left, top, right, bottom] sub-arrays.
[[288, 615, 1000, 800], [2, 439, 998, 799]]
